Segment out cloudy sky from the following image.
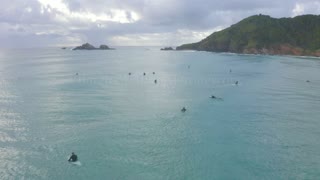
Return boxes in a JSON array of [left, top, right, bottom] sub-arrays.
[[0, 0, 319, 47]]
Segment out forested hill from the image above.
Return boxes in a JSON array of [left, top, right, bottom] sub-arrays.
[[176, 14, 320, 57]]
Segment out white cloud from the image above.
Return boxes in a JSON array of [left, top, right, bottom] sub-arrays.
[[292, 3, 305, 16], [37, 0, 140, 23], [292, 1, 320, 17], [109, 27, 224, 46], [24, 7, 33, 13]]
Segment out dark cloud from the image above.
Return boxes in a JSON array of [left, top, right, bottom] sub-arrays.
[[0, 0, 319, 47]]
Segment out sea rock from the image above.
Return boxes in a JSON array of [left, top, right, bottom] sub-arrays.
[[99, 45, 110, 49], [73, 43, 114, 50], [73, 43, 96, 50], [161, 47, 174, 51]]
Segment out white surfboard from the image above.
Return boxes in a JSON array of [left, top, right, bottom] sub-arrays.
[[70, 161, 82, 166]]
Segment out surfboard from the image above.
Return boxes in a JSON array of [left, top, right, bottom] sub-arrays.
[[70, 161, 82, 166]]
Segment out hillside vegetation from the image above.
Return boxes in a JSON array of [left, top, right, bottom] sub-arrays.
[[176, 14, 320, 57]]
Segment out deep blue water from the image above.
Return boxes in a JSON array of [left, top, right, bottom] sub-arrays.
[[0, 47, 319, 179]]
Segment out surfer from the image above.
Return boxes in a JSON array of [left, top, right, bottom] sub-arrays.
[[181, 107, 186, 112], [210, 95, 223, 100], [68, 152, 78, 162]]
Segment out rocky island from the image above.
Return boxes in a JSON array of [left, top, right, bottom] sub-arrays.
[[161, 47, 174, 51], [176, 14, 320, 57], [72, 43, 114, 50]]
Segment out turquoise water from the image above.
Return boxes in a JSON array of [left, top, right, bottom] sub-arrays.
[[0, 47, 319, 179]]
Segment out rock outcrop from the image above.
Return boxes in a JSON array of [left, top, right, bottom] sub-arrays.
[[73, 43, 114, 50], [161, 47, 174, 51], [99, 45, 110, 49]]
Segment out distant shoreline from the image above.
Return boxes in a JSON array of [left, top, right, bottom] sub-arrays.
[[176, 49, 320, 59]]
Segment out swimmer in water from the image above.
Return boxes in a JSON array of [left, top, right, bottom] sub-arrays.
[[143, 72, 146, 76], [181, 107, 186, 112], [210, 95, 223, 100], [235, 81, 238, 85], [68, 152, 78, 162], [154, 79, 157, 84]]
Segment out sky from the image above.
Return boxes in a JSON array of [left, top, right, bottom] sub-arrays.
[[0, 0, 319, 47]]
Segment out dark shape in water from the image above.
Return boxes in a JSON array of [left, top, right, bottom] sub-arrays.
[[153, 72, 155, 75], [235, 81, 239, 85], [68, 152, 78, 162], [143, 72, 146, 76], [99, 45, 110, 49], [306, 80, 310, 82], [72, 43, 114, 50], [76, 73, 78, 76], [128, 72, 131, 75], [154, 79, 157, 84], [161, 47, 174, 51], [210, 95, 223, 100], [181, 107, 187, 112]]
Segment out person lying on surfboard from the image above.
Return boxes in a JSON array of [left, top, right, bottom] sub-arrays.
[[68, 152, 78, 162]]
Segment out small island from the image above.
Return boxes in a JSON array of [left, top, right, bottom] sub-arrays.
[[176, 14, 320, 57], [161, 47, 174, 51], [72, 43, 114, 50]]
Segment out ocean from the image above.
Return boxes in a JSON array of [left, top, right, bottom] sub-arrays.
[[0, 47, 319, 179]]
